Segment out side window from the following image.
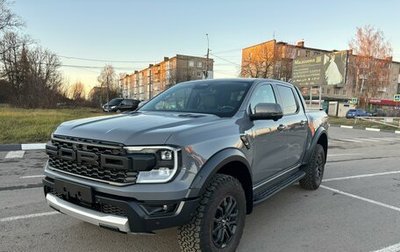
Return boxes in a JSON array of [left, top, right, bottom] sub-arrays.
[[276, 85, 298, 114], [249, 84, 276, 112]]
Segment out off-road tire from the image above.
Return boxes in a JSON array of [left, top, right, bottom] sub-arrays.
[[178, 174, 246, 252], [300, 144, 326, 190]]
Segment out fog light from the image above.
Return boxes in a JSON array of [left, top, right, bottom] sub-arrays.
[[160, 150, 173, 160]]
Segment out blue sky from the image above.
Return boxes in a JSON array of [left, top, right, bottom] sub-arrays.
[[12, 0, 400, 89]]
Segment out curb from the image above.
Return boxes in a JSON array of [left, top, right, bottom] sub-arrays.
[[331, 124, 400, 134], [0, 143, 46, 152], [1, 125, 399, 151]]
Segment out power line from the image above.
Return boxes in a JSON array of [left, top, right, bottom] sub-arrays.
[[58, 55, 156, 63], [59, 64, 133, 71], [210, 53, 241, 67], [211, 48, 242, 54]]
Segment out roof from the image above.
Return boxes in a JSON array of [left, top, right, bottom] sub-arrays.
[[176, 78, 294, 87], [242, 39, 333, 53]]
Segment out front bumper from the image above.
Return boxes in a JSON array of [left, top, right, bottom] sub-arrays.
[[47, 193, 130, 232], [43, 177, 199, 233]]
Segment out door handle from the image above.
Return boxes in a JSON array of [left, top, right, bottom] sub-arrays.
[[300, 120, 307, 126], [277, 124, 287, 131]]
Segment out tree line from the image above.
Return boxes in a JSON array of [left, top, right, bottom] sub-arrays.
[[0, 0, 68, 108]]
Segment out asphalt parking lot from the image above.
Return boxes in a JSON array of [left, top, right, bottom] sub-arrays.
[[1, 127, 400, 252]]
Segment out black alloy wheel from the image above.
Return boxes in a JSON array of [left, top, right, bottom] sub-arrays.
[[212, 196, 239, 249]]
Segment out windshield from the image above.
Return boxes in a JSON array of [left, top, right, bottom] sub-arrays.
[[139, 81, 251, 117], [107, 98, 123, 105]]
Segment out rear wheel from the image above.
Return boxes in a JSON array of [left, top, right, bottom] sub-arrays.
[[178, 174, 246, 252], [300, 144, 326, 190]]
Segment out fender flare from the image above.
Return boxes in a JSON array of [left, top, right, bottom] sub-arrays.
[[187, 148, 252, 198], [302, 126, 328, 165]]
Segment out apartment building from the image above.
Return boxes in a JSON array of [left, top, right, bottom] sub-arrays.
[[241, 39, 400, 115], [121, 54, 213, 100], [241, 39, 330, 81]]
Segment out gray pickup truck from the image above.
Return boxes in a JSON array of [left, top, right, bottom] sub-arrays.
[[43, 78, 328, 252]]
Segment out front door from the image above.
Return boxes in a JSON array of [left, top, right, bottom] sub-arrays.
[[246, 83, 284, 184]]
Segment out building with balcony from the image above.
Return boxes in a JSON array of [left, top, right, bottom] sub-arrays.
[[121, 54, 213, 100]]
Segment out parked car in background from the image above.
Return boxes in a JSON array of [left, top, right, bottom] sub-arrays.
[[369, 109, 387, 117], [102, 98, 140, 112], [346, 109, 371, 118]]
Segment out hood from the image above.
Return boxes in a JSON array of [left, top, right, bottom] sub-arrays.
[[54, 112, 221, 145]]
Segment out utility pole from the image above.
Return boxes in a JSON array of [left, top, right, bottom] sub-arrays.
[[205, 33, 210, 79], [106, 73, 110, 106], [149, 68, 152, 100]]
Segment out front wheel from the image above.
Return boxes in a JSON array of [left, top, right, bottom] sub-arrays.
[[300, 144, 326, 190], [178, 174, 246, 252]]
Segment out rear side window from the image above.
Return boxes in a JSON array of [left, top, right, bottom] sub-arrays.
[[276, 85, 298, 115], [124, 100, 133, 106]]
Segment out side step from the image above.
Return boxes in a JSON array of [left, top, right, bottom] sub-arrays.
[[253, 170, 306, 205]]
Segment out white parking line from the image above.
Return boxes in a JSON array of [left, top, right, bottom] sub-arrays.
[[368, 138, 397, 142], [0, 211, 59, 222], [21, 143, 46, 150], [5, 151, 25, 159], [327, 153, 362, 157], [359, 138, 382, 142], [340, 125, 353, 129], [372, 242, 400, 252], [366, 128, 381, 132], [320, 185, 400, 213], [323, 171, 400, 182], [20, 175, 45, 179], [339, 139, 363, 143]]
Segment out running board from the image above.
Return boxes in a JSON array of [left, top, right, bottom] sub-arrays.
[[253, 170, 306, 205]]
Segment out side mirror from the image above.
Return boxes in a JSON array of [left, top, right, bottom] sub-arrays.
[[249, 103, 283, 121]]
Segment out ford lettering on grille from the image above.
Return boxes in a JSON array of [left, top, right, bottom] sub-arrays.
[[45, 139, 137, 184], [47, 145, 128, 170]]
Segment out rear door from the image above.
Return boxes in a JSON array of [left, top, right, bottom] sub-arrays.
[[274, 84, 308, 169]]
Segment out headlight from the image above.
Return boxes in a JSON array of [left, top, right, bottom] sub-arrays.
[[160, 150, 173, 160], [111, 105, 116, 109], [124, 146, 180, 183]]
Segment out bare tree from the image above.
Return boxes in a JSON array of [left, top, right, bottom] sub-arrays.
[[241, 41, 275, 78], [69, 81, 86, 101], [0, 32, 63, 107], [349, 25, 393, 108], [0, 0, 22, 33], [240, 40, 294, 80], [0, 32, 29, 104], [98, 65, 118, 104]]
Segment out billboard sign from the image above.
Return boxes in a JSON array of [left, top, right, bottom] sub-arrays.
[[292, 51, 348, 86]]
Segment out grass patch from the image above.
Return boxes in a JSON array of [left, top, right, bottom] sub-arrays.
[[0, 107, 107, 144], [329, 117, 400, 131]]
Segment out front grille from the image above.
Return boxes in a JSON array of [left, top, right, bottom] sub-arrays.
[[47, 136, 138, 185]]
